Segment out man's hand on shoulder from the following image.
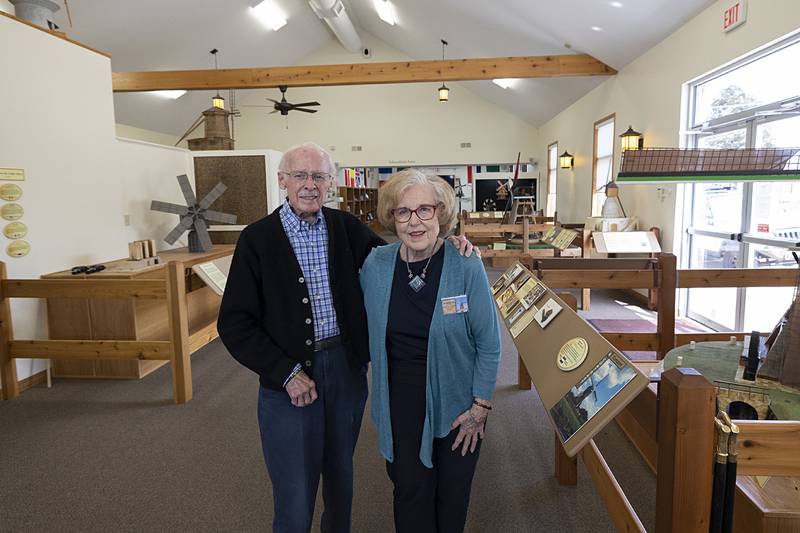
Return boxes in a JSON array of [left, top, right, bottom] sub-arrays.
[[447, 234, 481, 258], [286, 371, 318, 407]]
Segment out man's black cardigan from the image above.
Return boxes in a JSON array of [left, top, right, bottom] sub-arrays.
[[217, 205, 385, 390]]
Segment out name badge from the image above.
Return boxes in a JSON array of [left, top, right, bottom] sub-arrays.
[[441, 294, 469, 315]]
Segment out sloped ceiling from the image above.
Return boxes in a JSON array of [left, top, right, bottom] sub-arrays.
[[45, 0, 715, 136]]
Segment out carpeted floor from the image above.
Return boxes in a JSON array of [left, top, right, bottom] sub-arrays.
[[0, 286, 656, 532]]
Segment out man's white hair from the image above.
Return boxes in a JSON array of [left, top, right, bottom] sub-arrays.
[[278, 142, 335, 174]]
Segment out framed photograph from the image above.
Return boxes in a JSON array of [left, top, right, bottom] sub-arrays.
[[506, 302, 527, 326], [517, 277, 546, 309], [534, 298, 562, 328], [550, 352, 637, 442]]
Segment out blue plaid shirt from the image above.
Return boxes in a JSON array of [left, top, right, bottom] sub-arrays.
[[279, 201, 340, 342]]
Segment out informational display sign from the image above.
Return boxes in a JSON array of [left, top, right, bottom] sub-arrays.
[[592, 231, 661, 254], [493, 262, 649, 457], [542, 226, 579, 250], [191, 256, 232, 296]]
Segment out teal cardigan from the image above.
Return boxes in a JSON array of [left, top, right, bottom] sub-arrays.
[[360, 241, 501, 468]]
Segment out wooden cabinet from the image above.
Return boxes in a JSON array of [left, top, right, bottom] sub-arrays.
[[42, 246, 232, 379], [338, 186, 379, 228]]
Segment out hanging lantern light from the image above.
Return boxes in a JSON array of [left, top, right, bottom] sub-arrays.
[[559, 151, 574, 169], [438, 39, 449, 103]]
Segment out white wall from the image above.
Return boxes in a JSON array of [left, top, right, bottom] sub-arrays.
[[0, 15, 193, 383], [234, 31, 539, 168], [537, 0, 800, 251], [116, 123, 180, 147]]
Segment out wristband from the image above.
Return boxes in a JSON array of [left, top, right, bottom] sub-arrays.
[[473, 399, 492, 411]]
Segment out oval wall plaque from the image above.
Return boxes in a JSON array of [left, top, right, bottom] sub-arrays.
[[3, 222, 27, 239], [557, 337, 589, 371], [7, 239, 30, 257], [0, 183, 22, 201], [1, 203, 24, 221]]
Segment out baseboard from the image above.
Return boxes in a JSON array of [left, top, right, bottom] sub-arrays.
[[15, 369, 48, 393]]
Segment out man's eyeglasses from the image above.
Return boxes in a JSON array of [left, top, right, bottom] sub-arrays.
[[282, 171, 332, 183], [391, 204, 439, 223]]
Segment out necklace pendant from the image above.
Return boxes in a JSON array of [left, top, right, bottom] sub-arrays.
[[408, 275, 426, 292]]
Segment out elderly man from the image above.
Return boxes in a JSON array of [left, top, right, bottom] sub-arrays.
[[218, 142, 472, 533]]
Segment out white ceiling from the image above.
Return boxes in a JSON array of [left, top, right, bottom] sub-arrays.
[[49, 0, 715, 136]]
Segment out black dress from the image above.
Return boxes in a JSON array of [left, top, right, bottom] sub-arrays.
[[385, 245, 481, 533]]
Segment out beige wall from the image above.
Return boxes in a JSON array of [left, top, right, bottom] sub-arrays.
[[0, 16, 192, 383], [537, 0, 800, 251], [234, 31, 539, 168]]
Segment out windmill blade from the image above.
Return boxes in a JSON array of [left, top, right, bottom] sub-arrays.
[[176, 174, 197, 206], [151, 200, 189, 216], [193, 218, 214, 252], [293, 108, 318, 114], [198, 182, 227, 210], [164, 215, 195, 245], [291, 102, 320, 107], [204, 210, 238, 224]]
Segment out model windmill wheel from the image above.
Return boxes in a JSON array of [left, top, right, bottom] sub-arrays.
[[150, 174, 237, 253]]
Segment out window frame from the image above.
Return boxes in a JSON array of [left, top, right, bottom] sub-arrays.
[[591, 113, 616, 217]]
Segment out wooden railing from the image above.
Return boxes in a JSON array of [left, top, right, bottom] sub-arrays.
[[0, 261, 213, 404]]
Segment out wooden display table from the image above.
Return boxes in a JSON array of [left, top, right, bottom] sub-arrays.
[[42, 246, 233, 379]]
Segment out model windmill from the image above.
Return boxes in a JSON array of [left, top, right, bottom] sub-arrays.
[[150, 174, 237, 253]]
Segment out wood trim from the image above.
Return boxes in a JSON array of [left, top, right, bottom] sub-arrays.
[[580, 439, 646, 533], [8, 339, 172, 360], [2, 279, 167, 299], [591, 113, 616, 217], [188, 320, 219, 354], [675, 332, 766, 345], [537, 270, 659, 289], [546, 141, 558, 216], [461, 223, 553, 234], [735, 421, 800, 477], [657, 254, 677, 359], [18, 369, 48, 393], [112, 54, 617, 92], [601, 332, 660, 351], [677, 268, 796, 288], [0, 11, 111, 58]]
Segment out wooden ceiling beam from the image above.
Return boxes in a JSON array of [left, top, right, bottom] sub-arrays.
[[112, 54, 616, 92]]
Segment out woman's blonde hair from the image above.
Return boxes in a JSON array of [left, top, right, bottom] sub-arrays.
[[377, 169, 458, 236]]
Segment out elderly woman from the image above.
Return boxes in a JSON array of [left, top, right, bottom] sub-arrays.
[[360, 170, 501, 533]]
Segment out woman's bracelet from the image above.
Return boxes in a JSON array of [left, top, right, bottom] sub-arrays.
[[473, 399, 492, 411]]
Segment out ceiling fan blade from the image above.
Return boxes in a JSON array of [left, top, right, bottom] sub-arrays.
[[193, 218, 214, 252], [176, 174, 197, 206], [292, 102, 320, 107], [150, 200, 189, 216], [198, 182, 227, 210], [293, 108, 318, 113], [269, 110, 279, 114], [266, 98, 281, 105], [240, 104, 274, 108], [164, 215, 195, 245], [204, 209, 238, 224]]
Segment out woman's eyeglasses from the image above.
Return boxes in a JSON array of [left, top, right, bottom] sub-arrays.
[[391, 204, 439, 223]]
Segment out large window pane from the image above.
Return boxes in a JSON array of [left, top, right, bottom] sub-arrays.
[[690, 182, 744, 232], [692, 39, 800, 126], [596, 122, 614, 157], [687, 236, 738, 330]]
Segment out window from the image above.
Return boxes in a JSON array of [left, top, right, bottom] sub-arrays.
[[682, 33, 800, 332], [546, 142, 558, 217], [592, 115, 615, 216]]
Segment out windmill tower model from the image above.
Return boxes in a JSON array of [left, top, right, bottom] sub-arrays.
[[150, 174, 237, 253]]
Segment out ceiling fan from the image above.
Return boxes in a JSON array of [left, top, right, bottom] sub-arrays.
[[243, 86, 320, 116]]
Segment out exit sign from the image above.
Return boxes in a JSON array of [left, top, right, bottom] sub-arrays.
[[723, 0, 747, 33]]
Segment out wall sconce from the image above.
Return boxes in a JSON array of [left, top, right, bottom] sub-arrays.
[[620, 125, 644, 151], [559, 150, 574, 169], [438, 39, 449, 103]]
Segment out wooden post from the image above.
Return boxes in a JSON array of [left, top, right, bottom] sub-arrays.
[[517, 355, 531, 390], [655, 367, 715, 533], [656, 253, 676, 360], [553, 291, 578, 484], [0, 262, 19, 400], [166, 261, 192, 404], [522, 217, 530, 255], [648, 227, 662, 310]]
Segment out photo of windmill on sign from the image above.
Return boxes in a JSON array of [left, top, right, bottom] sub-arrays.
[[150, 174, 237, 253]]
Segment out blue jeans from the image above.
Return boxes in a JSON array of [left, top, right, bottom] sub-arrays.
[[258, 344, 368, 533]]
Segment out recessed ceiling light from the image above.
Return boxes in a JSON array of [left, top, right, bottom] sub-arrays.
[[492, 78, 515, 89], [151, 90, 187, 99], [373, 0, 397, 25], [251, 0, 287, 31], [591, 26, 604, 32], [610, 1, 623, 7]]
